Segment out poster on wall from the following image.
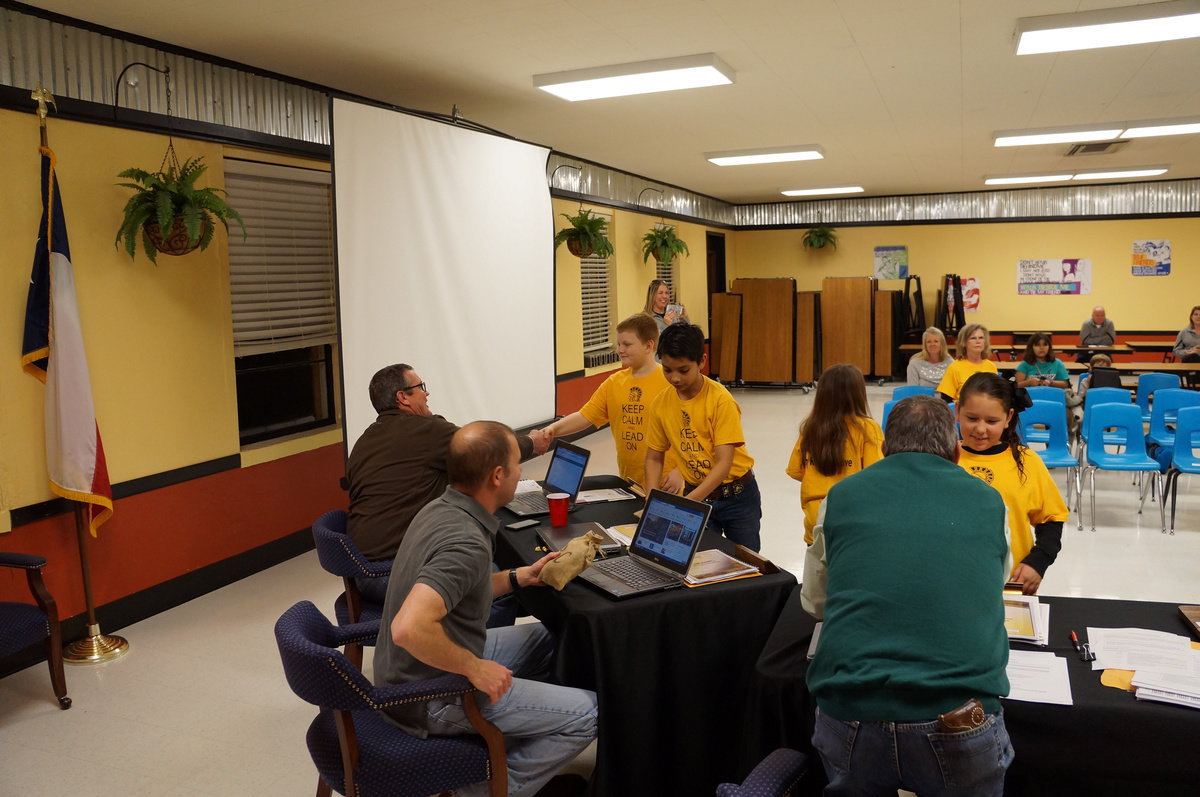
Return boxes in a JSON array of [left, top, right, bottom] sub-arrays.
[[963, 277, 980, 313], [1131, 240, 1171, 276], [873, 246, 908, 279], [1016, 258, 1092, 295]]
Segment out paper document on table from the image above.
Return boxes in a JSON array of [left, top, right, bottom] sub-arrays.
[[1086, 627, 1196, 674], [1004, 595, 1047, 644], [605, 524, 638, 547], [1005, 650, 1073, 705], [576, 488, 636, 504], [515, 480, 542, 494], [684, 549, 760, 585]]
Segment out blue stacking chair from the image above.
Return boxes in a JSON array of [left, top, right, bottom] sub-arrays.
[[1022, 388, 1066, 446], [1079, 387, 1133, 458], [1020, 401, 1080, 509], [1080, 403, 1164, 533], [880, 399, 897, 432], [275, 601, 507, 797], [717, 748, 809, 797], [892, 385, 934, 400], [1136, 373, 1181, 424], [1146, 389, 1200, 449], [1164, 407, 1200, 535]]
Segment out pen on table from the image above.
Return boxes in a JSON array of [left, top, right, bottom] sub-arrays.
[[1069, 630, 1083, 655]]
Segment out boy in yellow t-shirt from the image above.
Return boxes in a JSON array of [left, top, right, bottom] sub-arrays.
[[541, 314, 682, 492], [645, 323, 762, 551]]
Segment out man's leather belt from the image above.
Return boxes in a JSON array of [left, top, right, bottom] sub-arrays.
[[686, 470, 754, 501]]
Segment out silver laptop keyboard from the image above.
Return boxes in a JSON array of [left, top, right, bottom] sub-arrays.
[[508, 492, 549, 513], [601, 556, 676, 588]]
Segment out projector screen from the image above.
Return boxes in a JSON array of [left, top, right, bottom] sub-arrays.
[[332, 98, 555, 451]]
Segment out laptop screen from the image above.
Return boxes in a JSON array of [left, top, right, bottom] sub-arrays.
[[630, 491, 710, 574], [544, 441, 589, 497]]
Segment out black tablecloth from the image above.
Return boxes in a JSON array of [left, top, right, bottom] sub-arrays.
[[496, 476, 798, 797], [754, 589, 1200, 797]]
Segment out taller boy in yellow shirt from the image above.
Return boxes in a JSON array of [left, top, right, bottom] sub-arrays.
[[645, 323, 762, 551], [541, 314, 682, 492]]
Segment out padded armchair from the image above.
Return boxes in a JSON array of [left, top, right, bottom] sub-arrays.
[[0, 553, 70, 709], [275, 601, 506, 797], [716, 748, 808, 797], [311, 510, 390, 665]]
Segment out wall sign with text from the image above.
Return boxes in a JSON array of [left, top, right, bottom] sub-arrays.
[[1016, 258, 1092, 295], [1131, 240, 1170, 276]]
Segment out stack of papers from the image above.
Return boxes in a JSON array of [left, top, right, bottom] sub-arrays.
[[1086, 627, 1198, 673], [1005, 650, 1073, 705], [576, 488, 636, 503], [684, 549, 759, 585], [1131, 668, 1200, 710], [1003, 595, 1049, 645]]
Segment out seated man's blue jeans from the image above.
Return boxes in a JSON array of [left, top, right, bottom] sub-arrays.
[[706, 476, 762, 552], [812, 706, 1013, 797], [424, 623, 598, 797]]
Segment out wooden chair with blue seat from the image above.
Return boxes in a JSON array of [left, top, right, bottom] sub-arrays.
[[1163, 406, 1200, 536], [275, 601, 507, 797], [1136, 372, 1181, 424], [1079, 403, 1165, 533], [0, 552, 70, 709], [716, 748, 808, 797], [311, 509, 390, 667], [1019, 400, 1081, 510]]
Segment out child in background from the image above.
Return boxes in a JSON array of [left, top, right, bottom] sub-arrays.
[[540, 314, 682, 493], [646, 323, 762, 551], [786, 364, 883, 545], [1077, 353, 1113, 397], [957, 373, 1069, 595], [1014, 332, 1071, 389]]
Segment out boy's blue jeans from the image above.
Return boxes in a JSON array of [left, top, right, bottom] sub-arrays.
[[706, 475, 762, 552]]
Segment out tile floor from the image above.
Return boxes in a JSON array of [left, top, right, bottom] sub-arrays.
[[1, 385, 1197, 795]]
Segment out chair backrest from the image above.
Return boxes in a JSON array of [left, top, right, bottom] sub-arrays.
[[312, 509, 376, 578], [1020, 401, 1071, 454], [1025, 386, 1066, 406], [1084, 386, 1131, 410], [880, 399, 897, 432], [1148, 388, 1200, 440], [1087, 366, 1124, 390], [1173, 407, 1200, 470], [1085, 403, 1146, 453], [891, 385, 934, 400], [275, 601, 379, 711], [1136, 372, 1181, 418]]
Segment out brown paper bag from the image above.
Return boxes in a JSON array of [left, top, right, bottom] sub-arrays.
[[539, 530, 607, 590]]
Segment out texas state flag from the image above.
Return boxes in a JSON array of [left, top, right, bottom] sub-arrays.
[[22, 146, 113, 536]]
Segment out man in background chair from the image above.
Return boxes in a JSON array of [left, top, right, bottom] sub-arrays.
[[1077, 306, 1115, 362], [803, 396, 1014, 796], [376, 421, 598, 797], [345, 363, 549, 604]]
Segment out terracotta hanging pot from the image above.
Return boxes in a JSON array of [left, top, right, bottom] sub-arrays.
[[566, 238, 594, 258], [143, 217, 210, 257]]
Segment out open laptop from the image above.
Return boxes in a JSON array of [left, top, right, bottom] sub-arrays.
[[578, 489, 712, 599], [504, 439, 590, 517]]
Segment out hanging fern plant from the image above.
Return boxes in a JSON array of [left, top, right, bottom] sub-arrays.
[[801, 224, 838, 250]]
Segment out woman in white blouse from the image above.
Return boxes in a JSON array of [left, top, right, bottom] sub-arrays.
[[906, 327, 953, 388]]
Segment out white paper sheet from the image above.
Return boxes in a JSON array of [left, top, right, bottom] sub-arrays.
[[1005, 650, 1074, 705]]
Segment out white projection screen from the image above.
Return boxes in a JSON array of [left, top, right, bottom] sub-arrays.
[[332, 98, 555, 451]]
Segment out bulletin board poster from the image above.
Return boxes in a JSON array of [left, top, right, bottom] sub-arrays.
[[1131, 240, 1171, 276], [1016, 258, 1091, 295], [873, 246, 908, 279], [962, 277, 980, 313]]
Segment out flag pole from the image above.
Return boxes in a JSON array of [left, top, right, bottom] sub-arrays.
[[63, 504, 128, 664]]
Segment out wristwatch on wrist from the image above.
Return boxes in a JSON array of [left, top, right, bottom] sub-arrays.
[[508, 568, 520, 591]]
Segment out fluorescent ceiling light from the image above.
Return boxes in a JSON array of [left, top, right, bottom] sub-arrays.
[[780, 186, 864, 197], [534, 53, 734, 101], [1122, 118, 1200, 137], [1016, 0, 1200, 54], [706, 146, 824, 166], [1072, 166, 1169, 180], [994, 126, 1125, 147], [984, 174, 1073, 186]]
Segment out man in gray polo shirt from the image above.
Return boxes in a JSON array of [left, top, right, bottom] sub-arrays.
[[375, 421, 597, 797]]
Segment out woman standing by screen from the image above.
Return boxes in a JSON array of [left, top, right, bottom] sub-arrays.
[[906, 327, 953, 388]]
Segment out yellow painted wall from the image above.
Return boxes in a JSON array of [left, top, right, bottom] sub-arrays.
[[0, 109, 335, 515], [731, 219, 1199, 331], [552, 197, 728, 375]]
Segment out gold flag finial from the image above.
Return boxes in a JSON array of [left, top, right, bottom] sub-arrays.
[[31, 83, 56, 120]]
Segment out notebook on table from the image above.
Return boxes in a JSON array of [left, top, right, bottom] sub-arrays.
[[578, 489, 711, 599], [504, 439, 590, 517]]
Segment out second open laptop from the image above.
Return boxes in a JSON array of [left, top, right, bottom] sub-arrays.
[[504, 439, 591, 517], [578, 489, 712, 599]]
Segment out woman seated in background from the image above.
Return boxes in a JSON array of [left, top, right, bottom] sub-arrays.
[[935, 323, 998, 402], [1014, 332, 1071, 389], [644, 279, 689, 336], [905, 326, 953, 388], [1173, 305, 1200, 363]]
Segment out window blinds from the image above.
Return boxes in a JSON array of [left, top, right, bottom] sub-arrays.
[[580, 211, 613, 353], [224, 160, 336, 357]]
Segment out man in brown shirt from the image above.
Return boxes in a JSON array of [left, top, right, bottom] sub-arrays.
[[345, 363, 548, 603]]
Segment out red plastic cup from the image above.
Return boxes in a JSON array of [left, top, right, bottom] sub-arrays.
[[547, 493, 570, 527]]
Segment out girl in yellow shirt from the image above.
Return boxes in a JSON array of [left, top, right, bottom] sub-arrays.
[[957, 372, 1069, 595], [787, 364, 884, 545]]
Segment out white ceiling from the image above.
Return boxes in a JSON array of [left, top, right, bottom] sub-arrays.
[[32, 0, 1200, 203]]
